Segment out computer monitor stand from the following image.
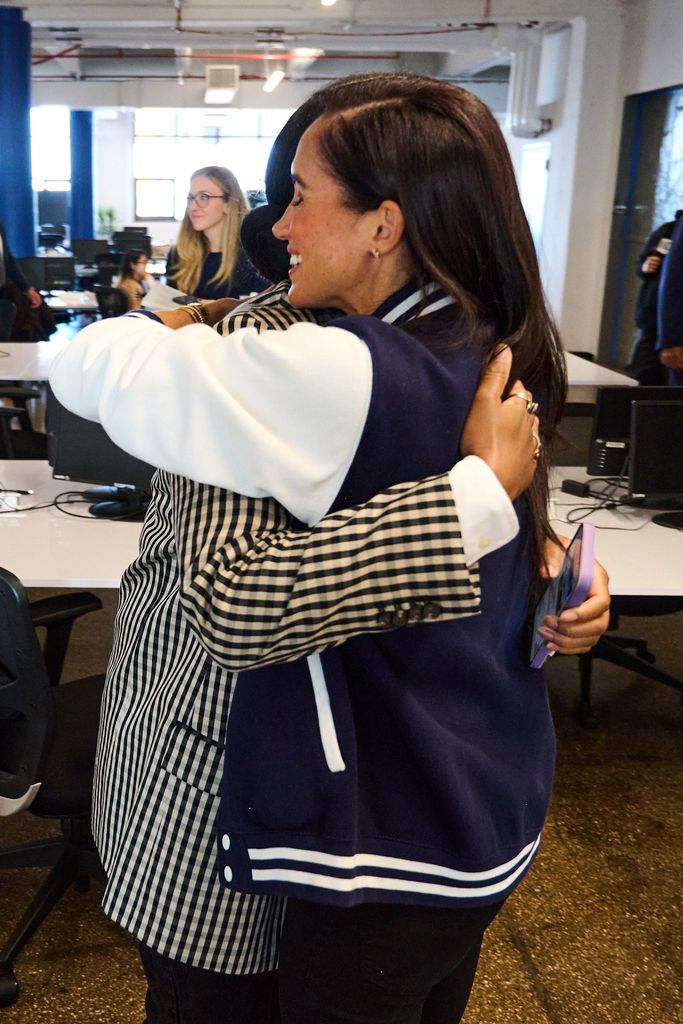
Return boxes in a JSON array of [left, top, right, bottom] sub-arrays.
[[651, 511, 683, 531]]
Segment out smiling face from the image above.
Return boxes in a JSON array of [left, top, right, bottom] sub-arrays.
[[271, 120, 390, 315], [186, 174, 229, 237]]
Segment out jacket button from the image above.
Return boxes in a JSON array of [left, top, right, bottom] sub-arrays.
[[223, 865, 233, 883], [221, 834, 231, 851], [392, 608, 409, 626], [423, 602, 442, 620], [377, 610, 393, 626], [408, 605, 424, 622]]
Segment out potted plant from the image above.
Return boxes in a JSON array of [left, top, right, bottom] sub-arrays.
[[96, 207, 116, 239]]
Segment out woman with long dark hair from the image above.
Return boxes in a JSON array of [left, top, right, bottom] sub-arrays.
[[51, 78, 607, 1023], [116, 248, 152, 310]]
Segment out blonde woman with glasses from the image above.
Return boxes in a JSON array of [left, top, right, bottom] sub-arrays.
[[166, 166, 268, 300]]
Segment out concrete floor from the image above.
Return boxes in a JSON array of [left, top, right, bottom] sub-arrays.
[[1, 590, 682, 1022]]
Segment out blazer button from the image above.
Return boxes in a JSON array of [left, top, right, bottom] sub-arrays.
[[423, 602, 442, 620], [392, 608, 410, 626], [408, 605, 424, 622], [377, 610, 393, 626]]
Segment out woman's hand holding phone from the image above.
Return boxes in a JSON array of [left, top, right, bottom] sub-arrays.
[[533, 530, 610, 662]]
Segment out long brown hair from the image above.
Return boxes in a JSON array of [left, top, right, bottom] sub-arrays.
[[174, 165, 248, 294], [313, 83, 567, 579]]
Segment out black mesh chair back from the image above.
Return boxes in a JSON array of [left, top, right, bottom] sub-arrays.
[[94, 252, 120, 287], [0, 569, 53, 817], [0, 568, 105, 1005], [95, 285, 129, 318], [0, 387, 48, 459]]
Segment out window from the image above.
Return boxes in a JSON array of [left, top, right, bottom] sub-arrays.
[[132, 108, 294, 220], [31, 106, 71, 191]]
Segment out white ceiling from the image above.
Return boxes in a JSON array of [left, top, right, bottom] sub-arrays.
[[15, 0, 582, 87]]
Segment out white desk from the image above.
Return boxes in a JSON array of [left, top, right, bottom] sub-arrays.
[[0, 339, 71, 381], [0, 460, 142, 588], [45, 291, 98, 313], [549, 468, 683, 597], [565, 352, 637, 387]]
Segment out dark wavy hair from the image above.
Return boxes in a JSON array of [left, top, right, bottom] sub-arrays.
[[312, 82, 567, 580], [118, 248, 148, 282]]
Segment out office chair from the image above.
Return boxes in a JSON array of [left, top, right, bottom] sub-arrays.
[[94, 285, 129, 318], [577, 595, 683, 727], [0, 567, 104, 1006], [94, 253, 120, 287], [0, 299, 17, 342], [0, 387, 48, 459]]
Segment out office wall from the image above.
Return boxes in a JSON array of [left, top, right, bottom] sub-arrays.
[[538, 9, 625, 356], [622, 0, 683, 95]]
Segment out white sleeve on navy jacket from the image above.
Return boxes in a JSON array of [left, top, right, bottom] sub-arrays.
[[49, 311, 517, 555]]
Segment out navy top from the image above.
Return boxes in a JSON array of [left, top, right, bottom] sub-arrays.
[[166, 246, 268, 300], [215, 282, 556, 911]]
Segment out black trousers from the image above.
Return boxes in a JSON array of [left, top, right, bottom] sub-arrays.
[[277, 897, 504, 1024], [137, 942, 280, 1024], [626, 328, 666, 385]]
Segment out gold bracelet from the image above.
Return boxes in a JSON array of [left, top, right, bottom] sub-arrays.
[[184, 302, 209, 325]]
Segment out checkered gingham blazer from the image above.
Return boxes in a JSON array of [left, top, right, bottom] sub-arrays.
[[91, 285, 482, 972]]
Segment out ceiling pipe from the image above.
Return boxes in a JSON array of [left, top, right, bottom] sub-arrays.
[[31, 50, 400, 64]]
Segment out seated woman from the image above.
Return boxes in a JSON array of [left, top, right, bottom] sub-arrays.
[[166, 165, 269, 300], [115, 248, 152, 310], [50, 77, 609, 1024]]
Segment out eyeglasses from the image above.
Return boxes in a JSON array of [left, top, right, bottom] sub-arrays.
[[186, 191, 227, 208]]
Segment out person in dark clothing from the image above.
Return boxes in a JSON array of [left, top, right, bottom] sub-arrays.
[[0, 222, 42, 309], [165, 166, 268, 301], [626, 210, 682, 384], [657, 212, 683, 385]]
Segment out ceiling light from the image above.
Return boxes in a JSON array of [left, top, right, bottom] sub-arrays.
[[320, 0, 338, 7], [263, 65, 286, 92]]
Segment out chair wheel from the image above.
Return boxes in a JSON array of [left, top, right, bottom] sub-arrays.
[[578, 701, 599, 729], [0, 970, 20, 1005]]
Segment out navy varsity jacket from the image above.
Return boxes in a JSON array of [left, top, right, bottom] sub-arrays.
[[216, 282, 556, 909]]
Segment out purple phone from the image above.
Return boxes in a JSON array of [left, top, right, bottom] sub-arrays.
[[530, 524, 596, 669]]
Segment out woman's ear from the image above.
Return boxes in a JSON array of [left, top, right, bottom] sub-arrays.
[[371, 200, 406, 255]]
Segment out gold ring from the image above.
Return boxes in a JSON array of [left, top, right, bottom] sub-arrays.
[[512, 392, 538, 416]]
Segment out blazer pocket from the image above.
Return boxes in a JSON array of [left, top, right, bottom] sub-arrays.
[[159, 720, 225, 795]]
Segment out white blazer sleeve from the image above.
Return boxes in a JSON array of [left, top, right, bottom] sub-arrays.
[[49, 315, 372, 525]]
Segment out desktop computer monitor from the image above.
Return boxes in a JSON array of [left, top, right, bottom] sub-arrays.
[[47, 388, 156, 520], [628, 402, 683, 524], [17, 257, 47, 291], [37, 190, 69, 230], [15, 256, 75, 292], [43, 257, 75, 291], [112, 231, 152, 256], [71, 239, 110, 265], [587, 386, 683, 476]]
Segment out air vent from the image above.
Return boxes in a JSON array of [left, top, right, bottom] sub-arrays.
[[205, 64, 240, 104]]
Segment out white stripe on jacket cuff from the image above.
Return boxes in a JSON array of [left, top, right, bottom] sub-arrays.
[[449, 456, 519, 567]]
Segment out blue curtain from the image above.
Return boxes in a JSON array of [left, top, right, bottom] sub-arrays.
[[0, 7, 34, 256], [70, 110, 95, 239]]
